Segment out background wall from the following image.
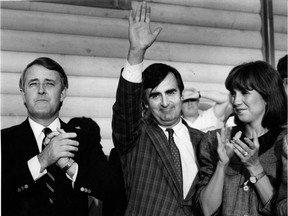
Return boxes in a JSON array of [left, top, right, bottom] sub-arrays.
[[1, 0, 287, 156]]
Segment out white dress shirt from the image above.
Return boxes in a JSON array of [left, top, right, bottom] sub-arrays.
[[27, 118, 78, 183]]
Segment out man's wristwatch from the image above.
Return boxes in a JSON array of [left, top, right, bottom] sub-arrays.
[[249, 171, 266, 184], [62, 158, 75, 172]]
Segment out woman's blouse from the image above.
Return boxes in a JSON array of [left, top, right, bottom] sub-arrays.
[[193, 126, 286, 216]]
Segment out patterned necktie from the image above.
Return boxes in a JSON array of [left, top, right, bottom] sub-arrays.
[[166, 128, 183, 187], [42, 128, 55, 204]]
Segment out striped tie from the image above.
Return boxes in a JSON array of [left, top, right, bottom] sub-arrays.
[[166, 128, 183, 187], [42, 128, 55, 204]]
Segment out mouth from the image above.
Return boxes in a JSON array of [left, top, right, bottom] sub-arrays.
[[36, 99, 48, 102], [234, 107, 246, 113]]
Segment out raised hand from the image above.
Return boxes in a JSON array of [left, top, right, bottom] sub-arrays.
[[127, 1, 162, 64], [38, 128, 79, 172]]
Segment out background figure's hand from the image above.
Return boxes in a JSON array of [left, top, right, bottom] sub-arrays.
[[128, 1, 162, 63], [232, 130, 261, 172], [38, 128, 79, 172], [216, 127, 234, 166]]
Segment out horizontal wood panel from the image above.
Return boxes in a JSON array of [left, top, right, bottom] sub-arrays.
[[274, 15, 288, 33], [1, 94, 114, 118], [1, 9, 262, 49], [1, 72, 227, 97], [2, 30, 263, 65], [274, 33, 287, 51], [1, 1, 262, 30], [147, 0, 261, 13], [1, 51, 233, 82], [273, 0, 288, 16], [0, 116, 113, 139], [135, 2, 261, 30]]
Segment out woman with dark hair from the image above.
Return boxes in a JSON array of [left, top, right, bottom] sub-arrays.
[[193, 61, 287, 216]]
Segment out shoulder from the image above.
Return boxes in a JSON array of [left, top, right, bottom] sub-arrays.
[[1, 120, 27, 136]]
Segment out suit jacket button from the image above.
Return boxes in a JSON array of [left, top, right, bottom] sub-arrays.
[[88, 189, 91, 194], [84, 188, 88, 192], [80, 187, 84, 192], [17, 188, 21, 192], [24, 184, 28, 189]]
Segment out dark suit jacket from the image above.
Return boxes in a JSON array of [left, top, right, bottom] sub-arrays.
[[112, 76, 205, 215], [1, 119, 121, 216]]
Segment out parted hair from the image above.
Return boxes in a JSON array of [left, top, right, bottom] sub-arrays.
[[225, 60, 287, 128], [142, 63, 184, 107], [19, 57, 68, 90]]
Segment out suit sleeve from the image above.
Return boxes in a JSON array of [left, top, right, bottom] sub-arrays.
[[73, 130, 123, 201], [192, 130, 222, 216], [112, 75, 143, 156]]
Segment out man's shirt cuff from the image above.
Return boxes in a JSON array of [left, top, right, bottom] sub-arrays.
[[122, 60, 143, 83], [28, 156, 47, 181]]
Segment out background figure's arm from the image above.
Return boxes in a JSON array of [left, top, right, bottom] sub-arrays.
[[200, 90, 231, 119]]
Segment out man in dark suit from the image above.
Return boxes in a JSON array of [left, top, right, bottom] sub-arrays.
[[112, 2, 205, 215], [1, 57, 122, 216]]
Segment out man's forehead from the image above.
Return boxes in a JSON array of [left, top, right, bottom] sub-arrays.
[[25, 65, 60, 80]]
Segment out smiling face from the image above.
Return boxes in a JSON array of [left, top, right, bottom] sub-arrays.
[[145, 73, 182, 127], [21, 65, 66, 124], [231, 89, 266, 126]]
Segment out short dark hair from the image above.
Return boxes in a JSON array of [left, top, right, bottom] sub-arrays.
[[277, 54, 287, 80], [142, 63, 184, 105], [19, 57, 68, 90], [225, 61, 287, 128]]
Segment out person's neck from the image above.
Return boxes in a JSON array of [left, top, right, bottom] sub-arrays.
[[244, 123, 268, 139], [29, 115, 59, 127]]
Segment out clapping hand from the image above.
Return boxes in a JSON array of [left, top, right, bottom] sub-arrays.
[[216, 126, 234, 166], [231, 130, 260, 169], [38, 128, 78, 171]]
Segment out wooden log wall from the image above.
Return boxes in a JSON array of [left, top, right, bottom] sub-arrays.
[[1, 0, 287, 155], [273, 0, 288, 63]]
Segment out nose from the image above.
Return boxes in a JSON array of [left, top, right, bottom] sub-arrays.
[[38, 83, 46, 94], [233, 93, 242, 107], [161, 95, 169, 107]]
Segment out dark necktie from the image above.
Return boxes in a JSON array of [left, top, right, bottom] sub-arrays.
[[166, 128, 183, 187], [42, 128, 55, 204]]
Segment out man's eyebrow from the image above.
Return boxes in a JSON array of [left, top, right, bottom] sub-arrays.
[[148, 92, 160, 98], [166, 88, 177, 93]]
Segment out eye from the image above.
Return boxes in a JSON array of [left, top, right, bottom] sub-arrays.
[[29, 82, 39, 87], [45, 82, 55, 87], [167, 89, 176, 96], [150, 93, 160, 99]]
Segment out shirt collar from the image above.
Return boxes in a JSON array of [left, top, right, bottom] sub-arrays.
[[159, 119, 185, 137], [28, 117, 61, 138]]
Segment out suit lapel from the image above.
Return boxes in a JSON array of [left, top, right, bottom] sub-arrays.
[[145, 120, 183, 196], [19, 119, 41, 158], [182, 119, 203, 199]]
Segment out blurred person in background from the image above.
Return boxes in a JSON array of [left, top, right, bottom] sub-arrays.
[[181, 88, 231, 132]]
